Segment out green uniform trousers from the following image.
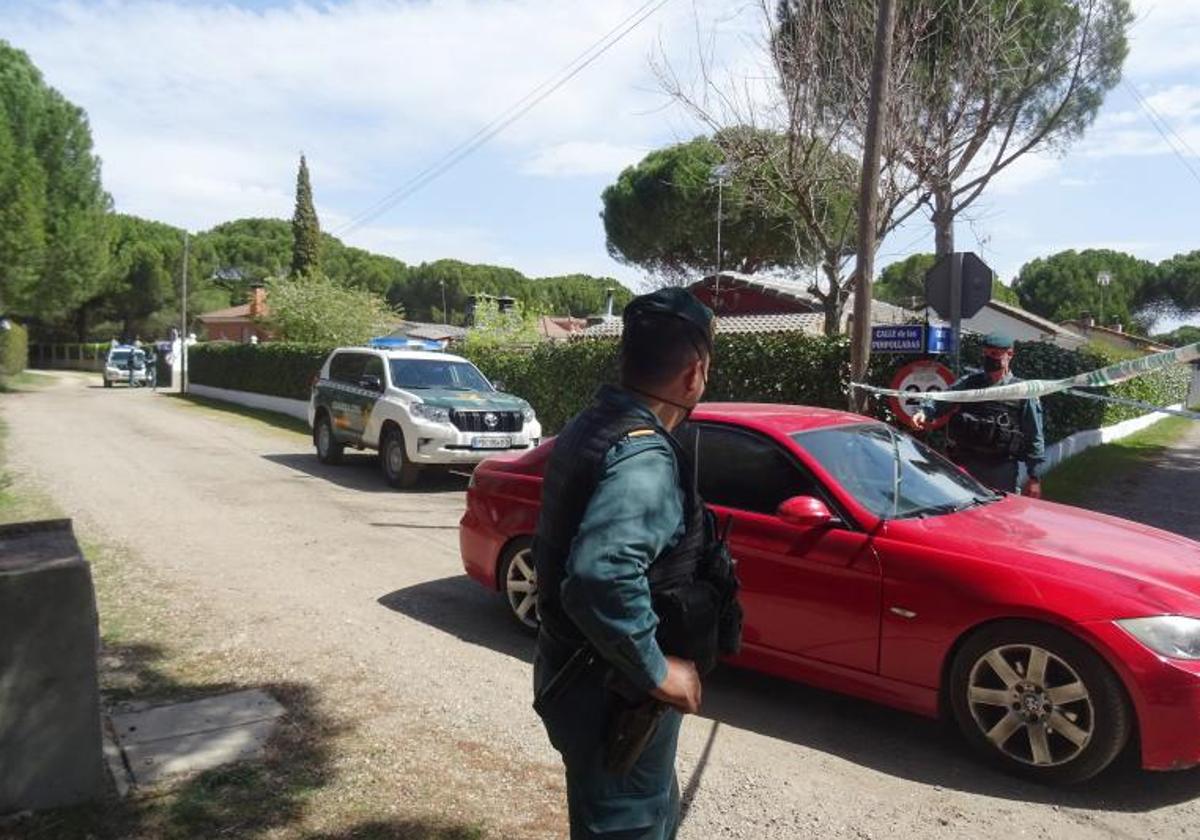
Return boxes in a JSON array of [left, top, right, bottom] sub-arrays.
[[535, 643, 682, 840]]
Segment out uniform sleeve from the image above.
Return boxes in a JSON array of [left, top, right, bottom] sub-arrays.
[[1022, 396, 1046, 479], [559, 437, 684, 693]]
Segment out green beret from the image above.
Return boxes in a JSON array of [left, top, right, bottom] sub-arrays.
[[623, 287, 714, 347], [982, 331, 1014, 349]]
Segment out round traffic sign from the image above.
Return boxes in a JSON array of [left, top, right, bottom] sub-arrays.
[[888, 360, 956, 430]]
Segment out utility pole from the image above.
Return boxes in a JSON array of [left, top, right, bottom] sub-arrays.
[[180, 231, 189, 394], [440, 279, 448, 325], [849, 0, 897, 412]]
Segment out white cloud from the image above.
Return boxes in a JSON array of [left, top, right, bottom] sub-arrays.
[[521, 141, 648, 177], [1128, 0, 1200, 78], [984, 151, 1063, 196], [4, 0, 752, 232]]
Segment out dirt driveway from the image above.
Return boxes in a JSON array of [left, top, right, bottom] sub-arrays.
[[5, 373, 1200, 838]]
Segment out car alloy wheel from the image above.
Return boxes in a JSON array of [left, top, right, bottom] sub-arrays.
[[949, 621, 1131, 784], [500, 539, 538, 633], [965, 644, 1093, 768]]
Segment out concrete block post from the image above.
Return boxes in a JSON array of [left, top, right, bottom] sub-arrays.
[[0, 520, 106, 814]]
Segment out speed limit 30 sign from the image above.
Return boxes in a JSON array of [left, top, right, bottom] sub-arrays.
[[889, 359, 955, 430]]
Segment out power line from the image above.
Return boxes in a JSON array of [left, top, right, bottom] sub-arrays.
[[333, 0, 675, 237], [1122, 80, 1200, 189]]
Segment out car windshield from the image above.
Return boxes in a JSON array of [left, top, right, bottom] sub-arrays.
[[109, 350, 131, 365], [792, 423, 999, 519], [388, 358, 492, 391]]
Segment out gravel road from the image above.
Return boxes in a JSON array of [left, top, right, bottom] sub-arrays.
[[5, 373, 1200, 839]]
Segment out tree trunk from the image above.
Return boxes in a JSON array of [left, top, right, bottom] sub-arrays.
[[849, 0, 897, 413], [933, 182, 954, 257], [820, 262, 843, 336]]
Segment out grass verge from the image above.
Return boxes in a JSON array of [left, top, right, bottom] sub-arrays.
[[167, 392, 310, 438], [1042, 415, 1194, 505], [0, 370, 55, 393], [0, 400, 489, 839]]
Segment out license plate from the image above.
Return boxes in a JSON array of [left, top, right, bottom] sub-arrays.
[[472, 436, 510, 449]]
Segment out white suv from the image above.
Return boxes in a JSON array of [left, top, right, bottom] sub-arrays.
[[308, 347, 542, 488]]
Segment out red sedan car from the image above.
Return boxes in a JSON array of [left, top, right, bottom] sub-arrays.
[[460, 403, 1200, 783]]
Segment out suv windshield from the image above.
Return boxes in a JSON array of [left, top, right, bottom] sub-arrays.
[[108, 350, 131, 366], [793, 423, 998, 519], [389, 358, 492, 391]]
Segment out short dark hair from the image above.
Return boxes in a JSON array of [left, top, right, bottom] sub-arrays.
[[620, 313, 710, 390]]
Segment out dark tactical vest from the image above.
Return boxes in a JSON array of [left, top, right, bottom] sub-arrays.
[[534, 393, 738, 675], [950, 395, 1027, 459]]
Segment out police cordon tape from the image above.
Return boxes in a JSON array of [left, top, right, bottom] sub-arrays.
[[852, 340, 1200, 405], [1063, 388, 1200, 421]]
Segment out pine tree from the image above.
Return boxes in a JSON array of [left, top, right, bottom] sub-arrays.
[[290, 154, 321, 278]]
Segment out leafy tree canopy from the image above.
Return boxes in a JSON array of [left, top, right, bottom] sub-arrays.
[[1013, 248, 1158, 331], [601, 133, 809, 284], [264, 273, 397, 345], [0, 39, 111, 335], [1152, 324, 1200, 348]]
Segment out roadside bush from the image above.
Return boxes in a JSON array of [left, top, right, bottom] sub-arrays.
[[189, 342, 331, 400], [187, 331, 1191, 441], [1, 322, 29, 377]]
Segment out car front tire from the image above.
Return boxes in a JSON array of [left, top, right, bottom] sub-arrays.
[[498, 537, 538, 634], [949, 620, 1132, 784], [381, 426, 420, 489], [314, 412, 344, 465]]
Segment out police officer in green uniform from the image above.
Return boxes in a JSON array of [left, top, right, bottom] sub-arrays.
[[912, 332, 1046, 496], [533, 287, 734, 840]]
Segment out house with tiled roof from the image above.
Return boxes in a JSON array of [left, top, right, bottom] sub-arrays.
[[578, 272, 915, 339], [921, 299, 1087, 350], [197, 285, 273, 342], [1060, 316, 1173, 354]]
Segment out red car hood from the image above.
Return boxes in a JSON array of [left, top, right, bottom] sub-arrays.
[[903, 496, 1200, 614]]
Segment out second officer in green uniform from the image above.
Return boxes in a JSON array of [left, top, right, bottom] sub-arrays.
[[532, 287, 737, 839]]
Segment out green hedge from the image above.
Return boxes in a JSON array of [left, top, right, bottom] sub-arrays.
[[188, 342, 333, 400], [1, 322, 29, 377], [187, 334, 1191, 442]]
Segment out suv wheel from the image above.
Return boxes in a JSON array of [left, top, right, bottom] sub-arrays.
[[381, 426, 420, 489], [949, 621, 1132, 784], [314, 413, 344, 465]]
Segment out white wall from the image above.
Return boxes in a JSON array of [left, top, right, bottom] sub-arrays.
[[187, 383, 310, 423]]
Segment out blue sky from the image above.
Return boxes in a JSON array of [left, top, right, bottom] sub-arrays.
[[3, 0, 1198, 328]]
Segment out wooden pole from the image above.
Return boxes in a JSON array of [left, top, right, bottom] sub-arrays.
[[849, 0, 897, 413]]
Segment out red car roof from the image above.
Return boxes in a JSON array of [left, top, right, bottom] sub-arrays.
[[691, 402, 871, 436]]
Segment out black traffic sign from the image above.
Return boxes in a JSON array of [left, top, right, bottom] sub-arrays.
[[924, 252, 993, 320]]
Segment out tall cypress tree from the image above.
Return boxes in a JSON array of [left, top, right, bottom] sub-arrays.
[[290, 154, 321, 278]]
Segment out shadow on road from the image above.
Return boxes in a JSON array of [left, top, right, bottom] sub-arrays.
[[376, 575, 534, 665], [382, 575, 1200, 812], [262, 453, 469, 495]]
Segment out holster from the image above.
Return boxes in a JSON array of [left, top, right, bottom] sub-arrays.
[[603, 694, 667, 776]]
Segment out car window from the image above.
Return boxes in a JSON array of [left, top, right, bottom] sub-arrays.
[[109, 350, 130, 365], [362, 355, 385, 383], [677, 424, 821, 515], [793, 423, 995, 519], [330, 352, 368, 383]]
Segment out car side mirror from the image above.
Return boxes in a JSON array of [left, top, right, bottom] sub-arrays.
[[492, 379, 506, 392], [359, 374, 383, 392], [777, 495, 839, 528]]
